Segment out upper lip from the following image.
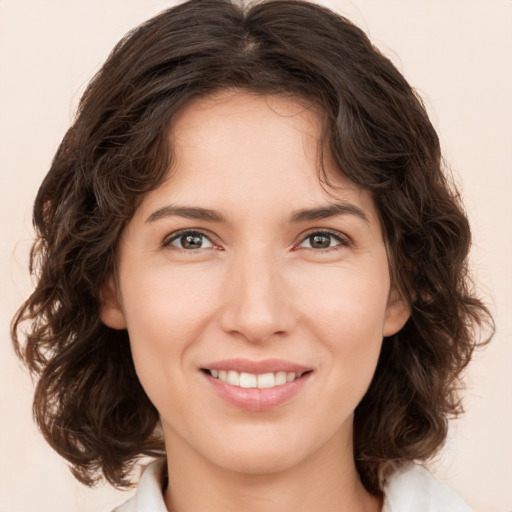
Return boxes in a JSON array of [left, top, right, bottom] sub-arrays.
[[201, 358, 312, 375]]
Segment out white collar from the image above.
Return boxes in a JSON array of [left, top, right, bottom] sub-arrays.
[[114, 459, 472, 512], [382, 463, 472, 512], [113, 458, 168, 512]]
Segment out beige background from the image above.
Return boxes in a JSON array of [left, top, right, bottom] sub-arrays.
[[1, 0, 511, 511]]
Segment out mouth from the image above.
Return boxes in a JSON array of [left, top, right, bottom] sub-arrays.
[[200, 359, 313, 411], [201, 368, 311, 389]]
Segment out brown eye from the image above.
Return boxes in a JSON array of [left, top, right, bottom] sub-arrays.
[[165, 231, 213, 250], [299, 231, 347, 250], [310, 233, 332, 249]]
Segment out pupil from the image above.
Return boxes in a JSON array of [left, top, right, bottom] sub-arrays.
[[182, 233, 202, 249], [311, 234, 331, 248]]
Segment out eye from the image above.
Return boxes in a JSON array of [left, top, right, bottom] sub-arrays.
[[164, 230, 214, 250], [298, 231, 348, 250]]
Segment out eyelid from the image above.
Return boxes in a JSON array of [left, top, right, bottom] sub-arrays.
[[293, 229, 351, 250], [161, 227, 351, 251], [162, 228, 219, 250]]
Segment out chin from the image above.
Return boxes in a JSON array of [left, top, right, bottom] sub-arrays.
[[201, 425, 324, 476], [215, 444, 303, 475]]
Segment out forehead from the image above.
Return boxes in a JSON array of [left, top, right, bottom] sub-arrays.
[[137, 91, 380, 229], [170, 91, 324, 176]]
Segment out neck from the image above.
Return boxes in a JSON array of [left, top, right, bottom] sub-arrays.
[[163, 427, 382, 512]]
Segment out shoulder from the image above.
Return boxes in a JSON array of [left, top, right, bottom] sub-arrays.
[[383, 463, 473, 512], [112, 459, 168, 512]]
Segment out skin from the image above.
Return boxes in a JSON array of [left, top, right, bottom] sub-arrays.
[[101, 92, 410, 512]]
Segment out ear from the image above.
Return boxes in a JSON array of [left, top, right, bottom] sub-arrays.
[[383, 286, 410, 337], [99, 275, 127, 330]]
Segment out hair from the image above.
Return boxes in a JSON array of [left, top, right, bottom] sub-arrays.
[[12, 0, 493, 496]]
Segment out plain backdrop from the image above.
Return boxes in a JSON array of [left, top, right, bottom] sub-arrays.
[[1, 1, 511, 511]]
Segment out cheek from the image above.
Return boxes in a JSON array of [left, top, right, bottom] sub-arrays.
[[121, 260, 221, 339], [296, 266, 389, 385], [119, 265, 221, 400], [297, 263, 390, 336]]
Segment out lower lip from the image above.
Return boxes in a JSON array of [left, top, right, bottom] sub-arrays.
[[203, 372, 312, 412]]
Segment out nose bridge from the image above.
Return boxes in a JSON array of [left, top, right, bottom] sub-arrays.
[[220, 242, 295, 343]]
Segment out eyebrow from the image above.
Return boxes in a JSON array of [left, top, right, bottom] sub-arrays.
[[289, 202, 369, 224], [146, 206, 227, 223], [146, 201, 368, 224]]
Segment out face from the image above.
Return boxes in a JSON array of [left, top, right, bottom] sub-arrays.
[[101, 92, 409, 476]]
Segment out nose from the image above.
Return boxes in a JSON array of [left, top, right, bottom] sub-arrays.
[[219, 247, 297, 344]]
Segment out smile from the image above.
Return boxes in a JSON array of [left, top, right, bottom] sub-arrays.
[[205, 369, 305, 389], [201, 359, 313, 411]]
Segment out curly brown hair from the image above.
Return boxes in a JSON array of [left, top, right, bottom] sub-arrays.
[[11, 0, 492, 496]]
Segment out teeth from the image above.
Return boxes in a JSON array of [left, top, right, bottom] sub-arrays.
[[209, 369, 300, 389], [257, 372, 275, 388], [276, 371, 287, 385], [239, 372, 257, 388], [227, 370, 240, 386]]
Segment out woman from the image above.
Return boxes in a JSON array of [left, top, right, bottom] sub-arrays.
[[11, 0, 492, 510]]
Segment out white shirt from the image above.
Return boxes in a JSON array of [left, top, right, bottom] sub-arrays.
[[113, 459, 472, 512]]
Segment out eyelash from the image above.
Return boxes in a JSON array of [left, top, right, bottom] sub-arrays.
[[162, 229, 350, 252], [295, 230, 350, 251], [162, 230, 217, 251]]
